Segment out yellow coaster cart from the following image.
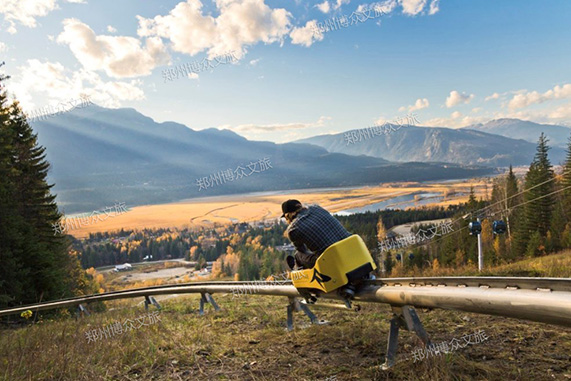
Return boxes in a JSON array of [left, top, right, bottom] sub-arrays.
[[289, 235, 377, 306]]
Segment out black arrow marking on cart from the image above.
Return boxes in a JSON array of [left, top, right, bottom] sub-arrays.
[[311, 269, 331, 287]]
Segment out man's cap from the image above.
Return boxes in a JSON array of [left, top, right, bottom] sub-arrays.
[[281, 199, 302, 218]]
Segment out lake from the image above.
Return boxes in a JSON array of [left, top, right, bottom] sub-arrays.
[[334, 192, 445, 215]]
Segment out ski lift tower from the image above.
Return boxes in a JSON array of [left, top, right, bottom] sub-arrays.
[[469, 219, 483, 271]]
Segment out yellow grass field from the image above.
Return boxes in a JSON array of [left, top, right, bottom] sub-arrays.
[[67, 178, 491, 238]]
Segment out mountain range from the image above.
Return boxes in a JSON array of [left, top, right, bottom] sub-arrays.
[[31, 105, 492, 213], [463, 118, 571, 148], [296, 121, 567, 167]]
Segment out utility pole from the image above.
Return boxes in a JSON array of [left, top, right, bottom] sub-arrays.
[[477, 217, 483, 272]]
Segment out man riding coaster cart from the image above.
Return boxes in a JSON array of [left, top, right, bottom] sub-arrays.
[[281, 199, 377, 307]]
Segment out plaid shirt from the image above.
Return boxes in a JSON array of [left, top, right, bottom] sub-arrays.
[[286, 205, 351, 256]]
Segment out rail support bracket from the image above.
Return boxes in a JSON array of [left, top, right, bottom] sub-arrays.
[[381, 305, 431, 370], [199, 292, 220, 316], [286, 297, 324, 331], [144, 296, 161, 311]]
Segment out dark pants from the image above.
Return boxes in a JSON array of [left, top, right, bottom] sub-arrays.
[[295, 250, 318, 269]]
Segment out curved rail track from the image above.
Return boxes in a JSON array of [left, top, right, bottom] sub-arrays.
[[1, 276, 569, 327]]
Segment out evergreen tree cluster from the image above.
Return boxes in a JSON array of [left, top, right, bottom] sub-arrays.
[[0, 65, 92, 309], [378, 133, 571, 273], [510, 133, 571, 258]]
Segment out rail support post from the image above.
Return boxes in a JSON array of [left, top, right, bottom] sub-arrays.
[[381, 305, 431, 370], [144, 296, 161, 311], [199, 292, 220, 316], [286, 297, 323, 331], [76, 304, 90, 318]]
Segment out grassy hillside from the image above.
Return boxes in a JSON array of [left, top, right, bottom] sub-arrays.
[[1, 253, 570, 380]]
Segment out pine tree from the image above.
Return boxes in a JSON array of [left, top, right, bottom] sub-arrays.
[[503, 165, 519, 250], [467, 185, 477, 211], [525, 231, 543, 257], [506, 165, 519, 209], [515, 134, 555, 257], [525, 134, 555, 236], [490, 182, 503, 214], [549, 200, 566, 252]]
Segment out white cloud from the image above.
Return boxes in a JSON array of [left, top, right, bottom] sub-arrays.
[[307, 0, 431, 46], [316, 1, 331, 13], [399, 97, 429, 112], [8, 59, 145, 110], [371, 0, 399, 14], [1, 0, 57, 33], [424, 111, 487, 129], [188, 72, 199, 80], [413, 98, 430, 111], [400, 0, 427, 15], [428, 0, 439, 15], [290, 20, 324, 47], [492, 101, 571, 126], [333, 0, 350, 10], [226, 115, 331, 133], [445, 90, 474, 108], [137, 0, 292, 60], [423, 96, 571, 128], [549, 103, 571, 120], [410, 85, 571, 128], [107, 25, 117, 33], [57, 18, 170, 78], [0, 0, 86, 33], [375, 111, 423, 126], [0, 42, 7, 52], [507, 83, 571, 110], [249, 58, 260, 66]]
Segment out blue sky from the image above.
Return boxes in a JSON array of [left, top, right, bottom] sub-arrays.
[[0, 0, 570, 143]]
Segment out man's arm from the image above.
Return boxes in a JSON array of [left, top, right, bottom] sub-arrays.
[[288, 227, 310, 254]]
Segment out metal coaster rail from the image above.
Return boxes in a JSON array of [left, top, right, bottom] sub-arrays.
[[0, 276, 569, 327]]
